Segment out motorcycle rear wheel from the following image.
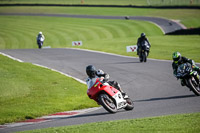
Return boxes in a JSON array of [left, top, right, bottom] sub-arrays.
[[99, 94, 117, 113], [124, 98, 134, 110], [188, 78, 200, 96]]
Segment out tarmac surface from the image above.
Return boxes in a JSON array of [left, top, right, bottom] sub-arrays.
[[0, 48, 199, 133]]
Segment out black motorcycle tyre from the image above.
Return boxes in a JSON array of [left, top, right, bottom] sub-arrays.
[[139, 51, 147, 62], [37, 41, 43, 49], [98, 93, 117, 113], [187, 78, 200, 96], [143, 51, 147, 62], [139, 52, 143, 62], [38, 43, 42, 49], [124, 98, 134, 110]]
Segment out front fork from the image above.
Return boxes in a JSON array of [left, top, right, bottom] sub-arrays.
[[190, 71, 200, 85]]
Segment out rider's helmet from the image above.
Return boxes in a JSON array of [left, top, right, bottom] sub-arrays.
[[172, 52, 181, 63], [86, 65, 96, 78], [141, 33, 146, 37], [39, 32, 42, 35]]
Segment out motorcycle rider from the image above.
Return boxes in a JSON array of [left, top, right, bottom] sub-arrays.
[[86, 65, 126, 96], [172, 52, 200, 86], [36, 32, 45, 49], [137, 33, 151, 56]]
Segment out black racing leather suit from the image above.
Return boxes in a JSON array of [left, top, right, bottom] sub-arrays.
[[137, 36, 151, 55]]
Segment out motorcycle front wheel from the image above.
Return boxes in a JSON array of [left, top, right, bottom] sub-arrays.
[[124, 98, 134, 111], [143, 51, 147, 62], [139, 53, 143, 62], [98, 93, 117, 113], [38, 43, 42, 49], [187, 78, 200, 96]]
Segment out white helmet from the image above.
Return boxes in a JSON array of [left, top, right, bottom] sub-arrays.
[[39, 32, 42, 35]]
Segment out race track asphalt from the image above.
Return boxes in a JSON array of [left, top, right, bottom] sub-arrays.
[[0, 48, 199, 133]]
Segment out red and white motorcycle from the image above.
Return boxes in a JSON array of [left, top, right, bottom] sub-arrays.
[[87, 78, 134, 113]]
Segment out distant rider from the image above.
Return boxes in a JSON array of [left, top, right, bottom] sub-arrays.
[[137, 33, 151, 55], [86, 65, 126, 96], [36, 32, 45, 49], [172, 52, 200, 86]]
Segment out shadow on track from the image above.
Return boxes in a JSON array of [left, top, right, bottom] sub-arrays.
[[110, 61, 141, 64], [134, 94, 195, 102]]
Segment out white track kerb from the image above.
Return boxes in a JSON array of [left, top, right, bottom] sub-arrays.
[[0, 107, 100, 129]]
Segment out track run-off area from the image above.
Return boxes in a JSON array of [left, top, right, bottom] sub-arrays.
[[0, 48, 199, 133]]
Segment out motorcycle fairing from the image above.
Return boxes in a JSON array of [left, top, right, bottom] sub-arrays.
[[87, 78, 127, 109], [141, 40, 150, 51], [87, 78, 119, 100], [112, 91, 127, 109], [99, 84, 127, 109]]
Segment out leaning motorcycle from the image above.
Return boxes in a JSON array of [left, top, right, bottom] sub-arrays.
[[139, 41, 150, 62], [176, 63, 200, 96], [87, 78, 134, 113]]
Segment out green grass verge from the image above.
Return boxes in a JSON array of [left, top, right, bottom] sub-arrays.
[[0, 7, 200, 28], [0, 54, 98, 124], [1, 0, 200, 6], [0, 15, 199, 62], [18, 112, 200, 133]]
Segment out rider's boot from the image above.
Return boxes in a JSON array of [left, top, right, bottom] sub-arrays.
[[112, 81, 128, 98], [116, 84, 128, 98]]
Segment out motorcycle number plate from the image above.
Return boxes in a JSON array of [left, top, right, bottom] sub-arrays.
[[113, 92, 127, 109]]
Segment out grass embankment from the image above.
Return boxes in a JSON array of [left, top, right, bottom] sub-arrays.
[[0, 54, 97, 124], [0, 7, 200, 28], [19, 113, 200, 133], [0, 15, 199, 62]]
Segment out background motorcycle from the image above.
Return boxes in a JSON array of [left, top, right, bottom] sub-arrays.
[[87, 78, 134, 113], [177, 62, 200, 96], [37, 37, 44, 49], [139, 41, 150, 62]]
